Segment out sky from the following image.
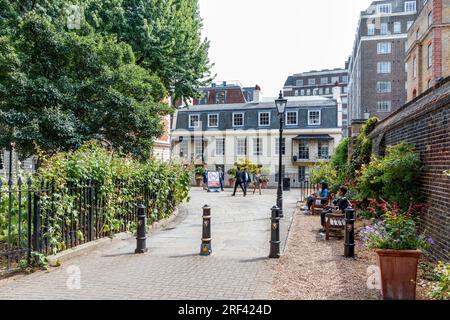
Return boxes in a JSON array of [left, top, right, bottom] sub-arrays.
[[198, 0, 374, 97]]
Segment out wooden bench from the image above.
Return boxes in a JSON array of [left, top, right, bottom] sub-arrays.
[[311, 195, 332, 216], [325, 211, 346, 240]]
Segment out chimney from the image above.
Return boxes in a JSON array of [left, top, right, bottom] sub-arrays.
[[253, 85, 262, 103], [332, 85, 343, 128]]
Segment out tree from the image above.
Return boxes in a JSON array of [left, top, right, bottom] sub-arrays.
[[0, 12, 170, 159], [84, 0, 213, 105]]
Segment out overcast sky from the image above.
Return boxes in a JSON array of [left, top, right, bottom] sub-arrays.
[[198, 0, 374, 97]]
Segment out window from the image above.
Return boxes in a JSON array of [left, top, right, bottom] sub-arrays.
[[325, 87, 330, 94], [413, 57, 417, 78], [377, 101, 392, 112], [308, 78, 316, 85], [404, 1, 416, 12], [274, 138, 286, 155], [342, 75, 348, 83], [427, 79, 432, 89], [428, 11, 433, 26], [298, 141, 309, 159], [368, 24, 375, 35], [407, 21, 414, 30], [294, 90, 298, 96], [428, 44, 433, 68], [320, 77, 328, 84], [318, 142, 329, 159], [377, 81, 392, 93], [331, 76, 339, 84], [236, 138, 247, 156], [198, 91, 208, 105], [377, 62, 391, 73], [298, 167, 306, 182], [308, 110, 321, 125], [286, 111, 298, 125], [394, 21, 401, 33], [215, 138, 225, 156], [258, 112, 270, 126], [189, 114, 200, 128], [195, 141, 203, 158], [179, 140, 188, 157], [296, 79, 304, 86], [377, 42, 392, 54], [300, 89, 305, 96], [377, 4, 392, 14], [380, 23, 388, 35], [306, 89, 311, 95], [208, 114, 219, 127], [215, 91, 226, 104], [253, 138, 263, 156], [233, 113, 244, 127], [318, 88, 324, 95], [343, 86, 348, 93]]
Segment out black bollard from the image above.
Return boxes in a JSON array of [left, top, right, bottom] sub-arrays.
[[344, 207, 355, 257], [135, 204, 148, 254], [200, 205, 212, 256], [269, 206, 281, 259]]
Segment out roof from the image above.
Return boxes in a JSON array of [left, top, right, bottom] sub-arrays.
[[293, 134, 334, 141], [177, 96, 336, 113]]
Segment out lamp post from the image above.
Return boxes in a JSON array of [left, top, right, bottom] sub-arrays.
[[275, 91, 287, 218]]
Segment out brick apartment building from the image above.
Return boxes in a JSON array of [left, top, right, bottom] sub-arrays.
[[283, 64, 349, 136], [405, 0, 450, 101], [348, 0, 422, 130]]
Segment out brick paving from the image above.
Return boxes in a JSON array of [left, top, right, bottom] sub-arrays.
[[0, 188, 298, 300]]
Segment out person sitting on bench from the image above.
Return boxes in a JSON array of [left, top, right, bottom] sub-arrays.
[[319, 185, 350, 233], [305, 181, 329, 214]]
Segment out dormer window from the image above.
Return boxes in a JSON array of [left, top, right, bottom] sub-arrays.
[[377, 4, 392, 14], [215, 91, 226, 104], [405, 1, 416, 13]]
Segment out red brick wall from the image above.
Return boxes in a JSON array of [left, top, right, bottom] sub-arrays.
[[370, 78, 450, 262]]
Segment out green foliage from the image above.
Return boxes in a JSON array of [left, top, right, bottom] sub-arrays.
[[357, 143, 421, 209], [0, 12, 170, 160], [234, 159, 261, 174], [194, 166, 205, 178], [361, 211, 432, 251], [349, 117, 379, 176], [430, 262, 450, 300], [18, 252, 49, 271], [310, 138, 350, 194], [31, 141, 191, 253], [227, 168, 237, 177]]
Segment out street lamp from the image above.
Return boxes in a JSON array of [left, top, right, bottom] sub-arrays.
[[275, 91, 287, 218], [363, 108, 370, 120]]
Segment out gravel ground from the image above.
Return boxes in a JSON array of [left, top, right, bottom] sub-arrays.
[[269, 208, 382, 300], [269, 208, 434, 300]]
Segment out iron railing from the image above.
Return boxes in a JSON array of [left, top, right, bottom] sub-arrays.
[[0, 177, 157, 272]]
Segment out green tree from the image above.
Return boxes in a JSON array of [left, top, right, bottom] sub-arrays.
[[0, 12, 170, 159], [83, 0, 213, 104]]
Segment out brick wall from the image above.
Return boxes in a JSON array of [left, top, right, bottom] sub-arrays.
[[369, 77, 450, 262]]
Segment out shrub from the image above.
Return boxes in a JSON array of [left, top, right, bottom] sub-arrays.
[[357, 143, 421, 210], [430, 262, 450, 300], [28, 141, 191, 254]]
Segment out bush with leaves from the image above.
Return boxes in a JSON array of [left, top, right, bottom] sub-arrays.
[[357, 143, 421, 210], [429, 262, 450, 300], [28, 141, 191, 254]]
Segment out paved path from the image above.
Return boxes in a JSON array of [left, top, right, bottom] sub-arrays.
[[0, 188, 298, 300]]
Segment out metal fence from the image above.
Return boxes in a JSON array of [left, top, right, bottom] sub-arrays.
[[0, 177, 156, 272]]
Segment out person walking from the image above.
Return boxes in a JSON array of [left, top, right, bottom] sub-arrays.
[[252, 168, 262, 195], [232, 167, 246, 196], [243, 168, 251, 191], [218, 167, 225, 191]]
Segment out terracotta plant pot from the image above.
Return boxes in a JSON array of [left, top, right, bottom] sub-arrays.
[[228, 179, 235, 187], [195, 178, 203, 186], [261, 181, 268, 189], [350, 200, 360, 209], [376, 249, 421, 300]]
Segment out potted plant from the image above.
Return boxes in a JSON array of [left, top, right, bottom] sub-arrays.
[[260, 175, 269, 189], [194, 166, 205, 186], [227, 168, 237, 187], [361, 204, 432, 300]]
